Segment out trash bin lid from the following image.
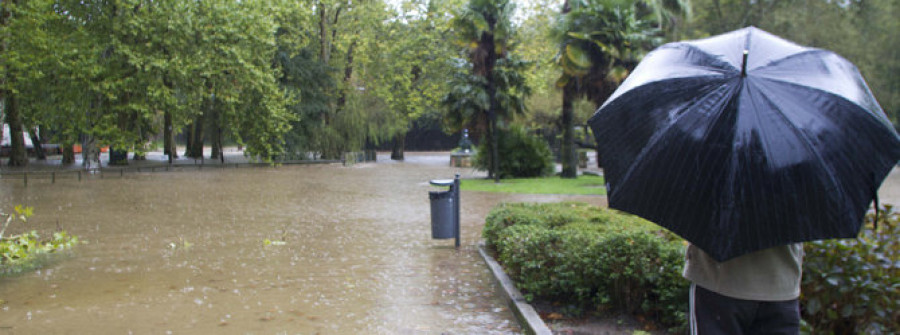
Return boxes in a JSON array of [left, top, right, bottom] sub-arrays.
[[429, 179, 454, 186]]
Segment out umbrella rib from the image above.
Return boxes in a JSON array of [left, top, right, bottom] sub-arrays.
[[751, 81, 846, 216], [741, 83, 787, 253], [750, 49, 828, 73], [753, 50, 889, 127], [616, 78, 737, 199], [754, 77, 900, 236]]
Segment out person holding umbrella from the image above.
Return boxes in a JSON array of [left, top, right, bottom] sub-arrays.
[[588, 27, 900, 334], [684, 243, 804, 334]]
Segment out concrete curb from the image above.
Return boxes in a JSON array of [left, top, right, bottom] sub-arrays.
[[478, 244, 552, 335]]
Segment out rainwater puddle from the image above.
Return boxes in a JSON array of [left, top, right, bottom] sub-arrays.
[[0, 153, 605, 334]]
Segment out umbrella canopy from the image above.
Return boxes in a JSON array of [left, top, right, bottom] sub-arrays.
[[588, 27, 900, 262]]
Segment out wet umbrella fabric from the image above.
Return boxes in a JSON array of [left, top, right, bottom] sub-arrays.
[[588, 27, 900, 262]]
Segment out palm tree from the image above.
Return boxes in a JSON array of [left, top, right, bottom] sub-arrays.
[[554, 0, 691, 178], [445, 0, 530, 182]]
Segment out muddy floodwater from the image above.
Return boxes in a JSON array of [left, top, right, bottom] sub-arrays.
[[0, 153, 603, 334]]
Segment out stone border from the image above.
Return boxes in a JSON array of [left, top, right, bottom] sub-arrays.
[[478, 244, 552, 335]]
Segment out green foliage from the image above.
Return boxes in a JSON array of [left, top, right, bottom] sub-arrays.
[[451, 0, 517, 51], [473, 125, 554, 178], [2, 0, 297, 162], [483, 202, 594, 247], [800, 205, 900, 334], [553, 0, 679, 106], [485, 201, 900, 333], [0, 206, 79, 275], [277, 0, 459, 159], [366, 5, 456, 146], [445, 0, 531, 179], [584, 231, 687, 329], [515, 0, 563, 126], [551, 0, 684, 178], [483, 202, 688, 331]]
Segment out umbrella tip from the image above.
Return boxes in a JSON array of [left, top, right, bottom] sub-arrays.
[[741, 50, 749, 77]]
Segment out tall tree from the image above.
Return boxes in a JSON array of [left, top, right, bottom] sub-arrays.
[[446, 0, 530, 181], [301, 0, 375, 159], [367, 0, 457, 160], [1, 0, 56, 166], [516, 0, 564, 130], [194, 1, 292, 161], [553, 0, 689, 177]]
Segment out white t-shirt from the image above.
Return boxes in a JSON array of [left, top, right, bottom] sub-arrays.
[[682, 243, 804, 301]]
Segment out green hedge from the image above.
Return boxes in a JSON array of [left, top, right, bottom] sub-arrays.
[[800, 205, 900, 334], [483, 202, 689, 331], [484, 202, 900, 334]]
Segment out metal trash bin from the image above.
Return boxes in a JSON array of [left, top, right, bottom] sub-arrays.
[[429, 190, 456, 239], [428, 175, 460, 247]]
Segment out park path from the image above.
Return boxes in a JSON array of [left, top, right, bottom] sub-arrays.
[[2, 151, 896, 334], [0, 152, 602, 334]]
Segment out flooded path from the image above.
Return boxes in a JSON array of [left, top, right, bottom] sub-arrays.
[[0, 153, 604, 334]]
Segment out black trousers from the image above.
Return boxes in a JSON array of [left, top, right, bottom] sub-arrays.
[[690, 284, 800, 335]]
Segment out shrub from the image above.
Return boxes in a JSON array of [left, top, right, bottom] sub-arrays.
[[482, 202, 593, 248], [474, 125, 554, 178], [1, 205, 80, 274], [585, 231, 687, 329], [483, 202, 689, 332], [486, 202, 900, 334], [800, 205, 900, 334], [494, 224, 566, 300]]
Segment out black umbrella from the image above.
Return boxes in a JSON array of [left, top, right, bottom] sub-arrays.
[[588, 27, 900, 262]]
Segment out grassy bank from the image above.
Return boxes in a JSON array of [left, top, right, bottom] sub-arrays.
[[460, 175, 606, 195]]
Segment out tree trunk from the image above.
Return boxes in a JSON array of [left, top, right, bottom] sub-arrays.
[[364, 137, 377, 162], [109, 112, 130, 165], [0, 109, 4, 151], [5, 95, 27, 166], [185, 115, 204, 159], [560, 87, 577, 178], [477, 24, 499, 182], [132, 114, 147, 161], [489, 115, 499, 183], [189, 118, 204, 158], [28, 126, 46, 160], [207, 94, 223, 163], [487, 74, 500, 182], [184, 121, 193, 157], [318, 3, 331, 64], [210, 110, 223, 163], [82, 94, 103, 170], [109, 146, 129, 165], [82, 135, 100, 170], [210, 131, 223, 162], [210, 119, 220, 160], [164, 110, 176, 163], [217, 128, 224, 164], [336, 40, 356, 113], [390, 133, 405, 161], [62, 141, 75, 165]]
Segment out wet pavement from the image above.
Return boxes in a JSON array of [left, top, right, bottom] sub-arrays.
[[2, 151, 898, 334], [0, 152, 604, 334]]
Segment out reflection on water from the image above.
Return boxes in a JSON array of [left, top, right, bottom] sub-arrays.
[[0, 155, 604, 334]]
